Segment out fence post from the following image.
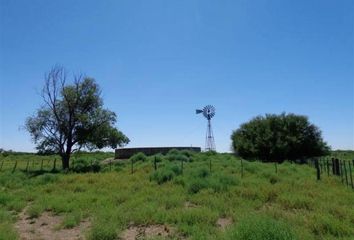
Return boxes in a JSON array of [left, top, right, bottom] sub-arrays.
[[154, 156, 157, 171], [315, 158, 320, 180], [241, 158, 244, 178], [209, 158, 212, 173], [12, 160, 17, 173], [53, 158, 56, 171], [131, 158, 134, 174], [344, 161, 349, 187], [348, 161, 353, 189], [334, 158, 340, 176], [326, 159, 329, 176], [340, 160, 344, 183], [26, 159, 30, 172], [40, 158, 43, 171], [274, 162, 278, 174]]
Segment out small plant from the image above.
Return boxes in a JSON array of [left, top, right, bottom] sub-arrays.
[[226, 215, 296, 240], [130, 152, 147, 163], [150, 168, 175, 184], [187, 178, 208, 194], [91, 160, 101, 173], [36, 173, 59, 184], [27, 205, 42, 219], [72, 158, 90, 173], [269, 174, 280, 184], [192, 167, 210, 178]]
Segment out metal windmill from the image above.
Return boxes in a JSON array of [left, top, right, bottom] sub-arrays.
[[196, 105, 216, 151]]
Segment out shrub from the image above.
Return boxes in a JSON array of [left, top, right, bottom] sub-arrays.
[[130, 152, 147, 163], [269, 174, 280, 184], [150, 165, 182, 184], [62, 212, 81, 229], [192, 167, 210, 178], [209, 174, 239, 192], [231, 113, 330, 162], [180, 150, 195, 158], [89, 223, 117, 240], [226, 215, 296, 240], [36, 173, 59, 184], [27, 205, 42, 219], [91, 160, 101, 173], [72, 158, 90, 173], [187, 178, 208, 194], [153, 153, 164, 162]]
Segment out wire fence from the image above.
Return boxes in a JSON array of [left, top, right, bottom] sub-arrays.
[[1, 155, 353, 191], [308, 157, 354, 190]]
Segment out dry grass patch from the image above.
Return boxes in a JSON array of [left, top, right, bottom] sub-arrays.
[[15, 207, 90, 240], [120, 224, 174, 240]]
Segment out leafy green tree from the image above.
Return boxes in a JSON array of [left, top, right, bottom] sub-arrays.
[[25, 66, 129, 169], [231, 113, 329, 162]]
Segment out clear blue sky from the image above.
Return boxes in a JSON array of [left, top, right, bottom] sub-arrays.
[[0, 0, 353, 152]]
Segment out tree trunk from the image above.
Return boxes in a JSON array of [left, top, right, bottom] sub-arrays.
[[61, 154, 70, 170]]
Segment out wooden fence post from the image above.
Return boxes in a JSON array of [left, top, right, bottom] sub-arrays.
[[154, 156, 157, 171], [131, 158, 134, 174], [326, 159, 329, 176], [344, 161, 349, 187], [274, 162, 278, 174], [53, 158, 56, 171], [348, 161, 353, 189], [340, 160, 344, 183], [209, 158, 212, 173], [12, 160, 17, 173], [40, 158, 44, 171], [240, 158, 244, 178], [26, 159, 30, 172], [315, 158, 320, 180]]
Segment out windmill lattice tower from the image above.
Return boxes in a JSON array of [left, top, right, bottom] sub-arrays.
[[196, 105, 216, 151]]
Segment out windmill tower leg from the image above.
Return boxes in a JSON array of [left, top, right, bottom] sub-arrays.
[[205, 119, 216, 151]]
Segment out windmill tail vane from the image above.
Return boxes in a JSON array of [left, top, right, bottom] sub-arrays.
[[196, 105, 216, 152]]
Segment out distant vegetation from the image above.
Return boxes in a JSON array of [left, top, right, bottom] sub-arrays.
[[0, 150, 353, 239], [231, 113, 330, 163]]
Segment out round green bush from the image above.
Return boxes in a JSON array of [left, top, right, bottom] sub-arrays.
[[72, 158, 90, 173], [187, 178, 208, 194], [130, 152, 147, 163]]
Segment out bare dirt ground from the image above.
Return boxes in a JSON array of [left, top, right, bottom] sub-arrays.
[[184, 201, 198, 209], [216, 217, 233, 231], [120, 224, 174, 240], [15, 207, 90, 240]]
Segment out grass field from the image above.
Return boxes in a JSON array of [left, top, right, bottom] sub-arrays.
[[0, 151, 353, 240]]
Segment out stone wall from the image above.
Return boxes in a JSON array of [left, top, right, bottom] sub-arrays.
[[115, 147, 201, 159]]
